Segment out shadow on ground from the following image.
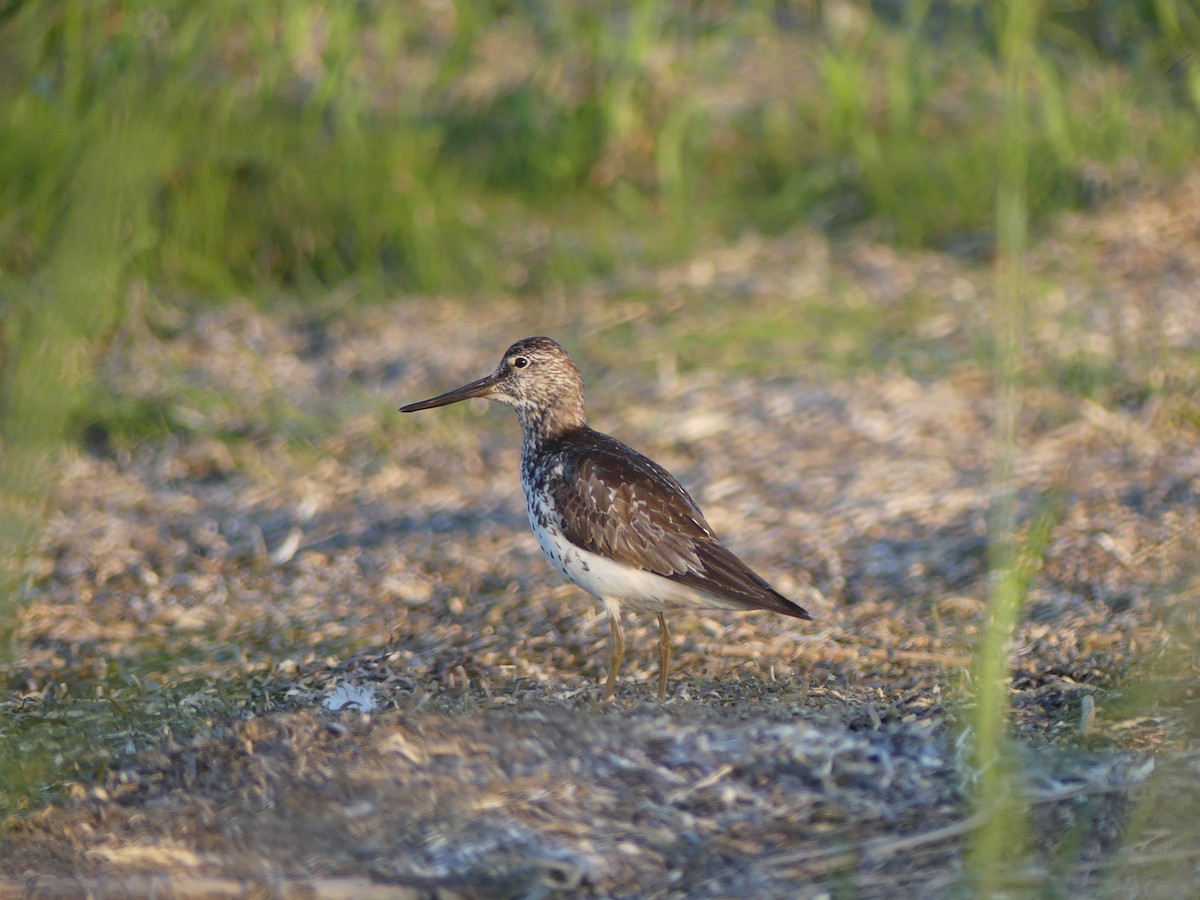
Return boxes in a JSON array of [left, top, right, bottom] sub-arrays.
[[3, 188, 1200, 895]]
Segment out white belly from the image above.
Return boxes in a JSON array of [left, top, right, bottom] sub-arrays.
[[528, 513, 745, 616]]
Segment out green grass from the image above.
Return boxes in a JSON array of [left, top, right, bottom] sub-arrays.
[[968, 0, 1038, 889], [626, 290, 965, 380], [2, 2, 1198, 306], [0, 605, 367, 815]]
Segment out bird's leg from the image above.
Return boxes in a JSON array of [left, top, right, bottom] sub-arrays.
[[603, 608, 626, 701], [656, 613, 671, 701]]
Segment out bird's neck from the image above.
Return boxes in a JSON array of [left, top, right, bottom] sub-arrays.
[[516, 397, 587, 450]]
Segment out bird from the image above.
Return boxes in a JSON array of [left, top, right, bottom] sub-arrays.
[[400, 337, 812, 700]]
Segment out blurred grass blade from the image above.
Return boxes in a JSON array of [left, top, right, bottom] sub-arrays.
[[969, 0, 1037, 892]]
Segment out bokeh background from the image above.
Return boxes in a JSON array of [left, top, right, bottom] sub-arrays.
[[4, 1, 1198, 449], [2, 1, 1199, 894]]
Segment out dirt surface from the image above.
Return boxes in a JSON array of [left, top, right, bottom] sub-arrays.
[[3, 183, 1200, 896]]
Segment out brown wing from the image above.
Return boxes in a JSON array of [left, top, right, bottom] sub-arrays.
[[546, 431, 812, 619]]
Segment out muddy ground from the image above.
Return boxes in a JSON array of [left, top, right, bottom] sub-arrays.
[[2, 182, 1199, 897]]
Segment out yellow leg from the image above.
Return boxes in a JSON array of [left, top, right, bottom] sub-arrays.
[[657, 613, 671, 701], [603, 609, 626, 701]]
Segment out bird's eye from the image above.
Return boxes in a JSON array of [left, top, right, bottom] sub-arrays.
[[513, 356, 529, 368]]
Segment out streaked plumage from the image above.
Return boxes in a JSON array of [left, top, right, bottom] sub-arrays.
[[400, 336, 811, 700]]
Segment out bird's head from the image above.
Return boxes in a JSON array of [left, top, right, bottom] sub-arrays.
[[400, 336, 586, 439]]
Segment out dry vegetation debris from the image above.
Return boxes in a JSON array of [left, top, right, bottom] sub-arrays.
[[3, 181, 1200, 895]]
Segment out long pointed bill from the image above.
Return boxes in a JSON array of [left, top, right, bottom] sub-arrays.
[[399, 372, 501, 412]]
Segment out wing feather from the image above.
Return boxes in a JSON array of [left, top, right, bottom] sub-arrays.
[[543, 430, 811, 619]]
